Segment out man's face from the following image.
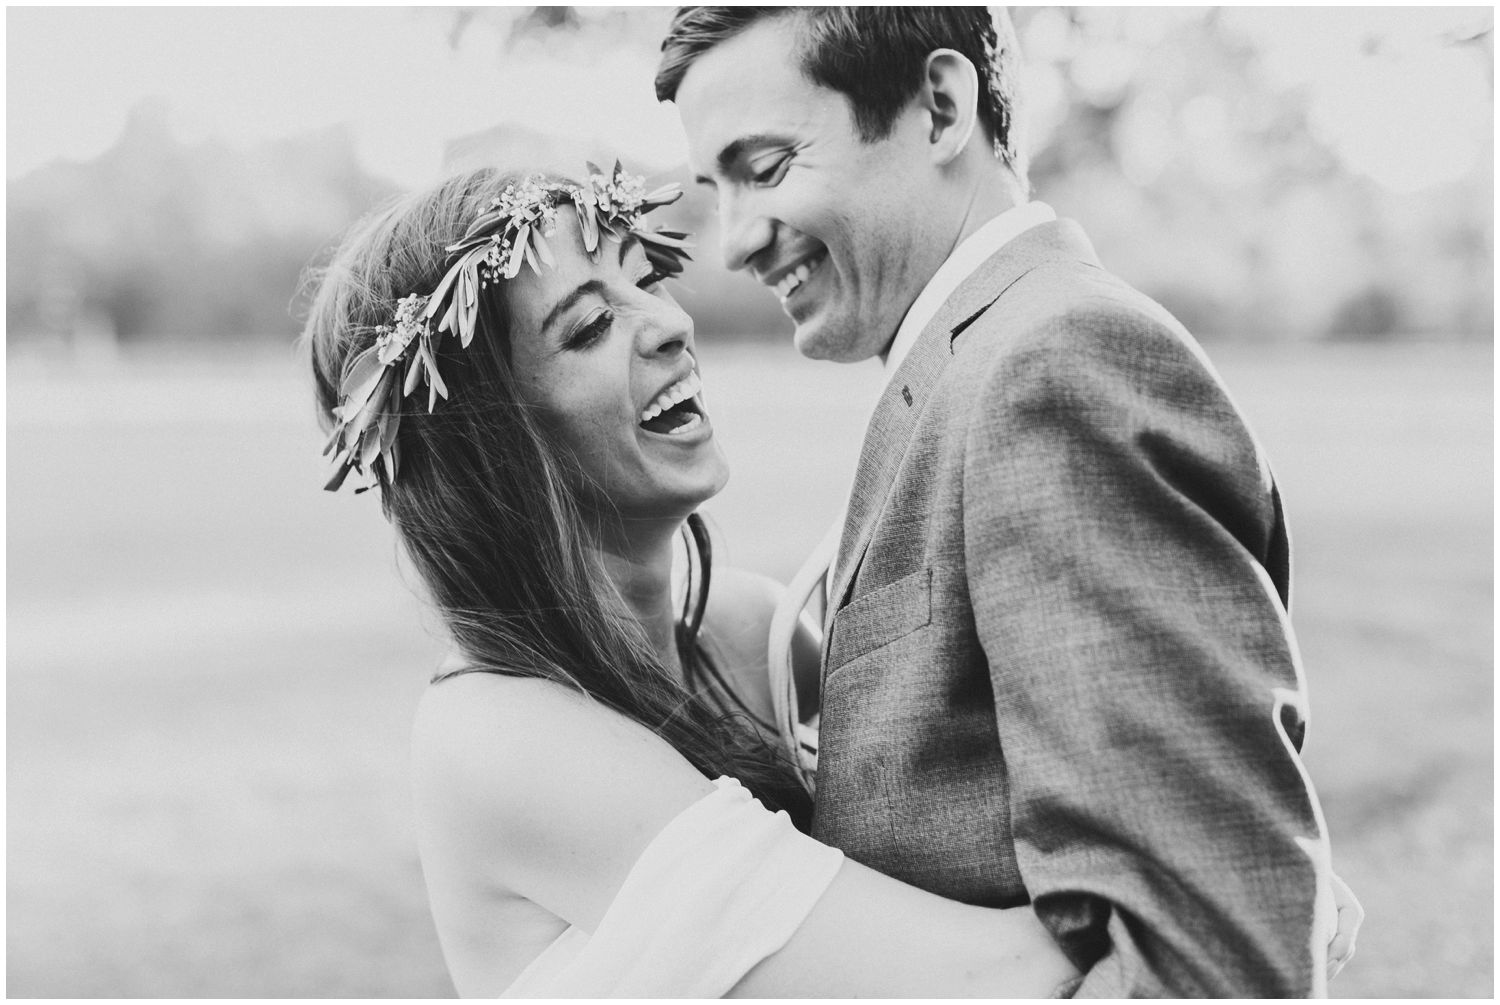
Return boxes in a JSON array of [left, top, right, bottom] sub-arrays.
[[674, 17, 947, 362]]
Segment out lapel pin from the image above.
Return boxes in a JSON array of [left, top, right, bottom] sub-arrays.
[[902, 385, 914, 407]]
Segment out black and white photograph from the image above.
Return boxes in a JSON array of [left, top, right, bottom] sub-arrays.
[[7, 5, 1492, 997]]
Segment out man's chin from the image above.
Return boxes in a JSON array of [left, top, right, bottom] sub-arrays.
[[790, 306, 838, 360], [791, 317, 881, 363], [791, 325, 837, 361]]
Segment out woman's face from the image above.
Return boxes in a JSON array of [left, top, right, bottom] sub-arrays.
[[503, 213, 729, 522]]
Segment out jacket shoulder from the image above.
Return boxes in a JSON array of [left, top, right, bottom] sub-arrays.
[[950, 261, 1237, 419], [962, 260, 1195, 361]]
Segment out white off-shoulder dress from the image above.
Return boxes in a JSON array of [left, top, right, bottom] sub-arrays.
[[500, 777, 843, 998]]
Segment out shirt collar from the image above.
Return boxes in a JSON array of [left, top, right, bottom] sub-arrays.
[[883, 201, 1056, 379]]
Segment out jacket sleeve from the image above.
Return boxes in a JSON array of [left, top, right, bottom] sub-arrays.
[[961, 298, 1334, 996]]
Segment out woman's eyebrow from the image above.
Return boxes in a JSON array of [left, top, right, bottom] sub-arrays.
[[538, 236, 640, 332], [541, 279, 607, 333]]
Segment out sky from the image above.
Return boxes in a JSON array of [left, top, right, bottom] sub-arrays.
[[6, 6, 689, 187], [6, 6, 1493, 194]]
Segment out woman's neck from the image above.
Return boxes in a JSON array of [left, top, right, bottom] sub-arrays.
[[596, 515, 687, 675]]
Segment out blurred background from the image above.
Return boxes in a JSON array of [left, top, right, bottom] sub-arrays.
[[7, 6, 1492, 997]]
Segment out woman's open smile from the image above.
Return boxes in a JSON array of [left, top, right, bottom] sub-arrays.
[[504, 213, 729, 521]]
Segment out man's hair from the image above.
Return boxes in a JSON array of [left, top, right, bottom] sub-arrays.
[[656, 6, 1023, 174]]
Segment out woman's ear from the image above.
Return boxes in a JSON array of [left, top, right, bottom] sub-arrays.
[[919, 49, 980, 166]]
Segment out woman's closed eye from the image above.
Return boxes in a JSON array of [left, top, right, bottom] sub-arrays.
[[563, 263, 672, 349], [566, 308, 614, 350]]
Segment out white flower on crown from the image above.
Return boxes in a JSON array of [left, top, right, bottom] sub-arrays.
[[536, 199, 561, 235], [593, 170, 647, 218], [494, 177, 553, 218], [392, 293, 427, 327], [375, 293, 430, 358], [483, 239, 509, 272]]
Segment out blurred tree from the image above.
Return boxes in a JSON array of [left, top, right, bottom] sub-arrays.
[[444, 5, 671, 53], [1018, 7, 1492, 339], [7, 101, 399, 343], [6, 7, 1490, 345]]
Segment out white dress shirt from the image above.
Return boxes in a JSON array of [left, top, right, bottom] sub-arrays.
[[883, 200, 1056, 381]]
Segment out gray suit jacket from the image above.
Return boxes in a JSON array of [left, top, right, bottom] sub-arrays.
[[812, 220, 1329, 997]]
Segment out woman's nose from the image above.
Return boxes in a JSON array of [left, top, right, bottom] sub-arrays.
[[640, 297, 693, 358]]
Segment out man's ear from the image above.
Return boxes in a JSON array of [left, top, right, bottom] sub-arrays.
[[918, 49, 979, 167]]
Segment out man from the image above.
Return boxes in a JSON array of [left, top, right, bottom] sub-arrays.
[[658, 7, 1354, 997]]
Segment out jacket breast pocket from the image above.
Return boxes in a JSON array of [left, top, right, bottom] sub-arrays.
[[826, 567, 932, 674]]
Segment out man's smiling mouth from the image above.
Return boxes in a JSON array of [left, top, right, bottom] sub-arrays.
[[774, 252, 828, 302]]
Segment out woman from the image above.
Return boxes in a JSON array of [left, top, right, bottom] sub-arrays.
[[304, 164, 1356, 996]]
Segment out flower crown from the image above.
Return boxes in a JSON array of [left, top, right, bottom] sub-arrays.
[[323, 162, 692, 493]]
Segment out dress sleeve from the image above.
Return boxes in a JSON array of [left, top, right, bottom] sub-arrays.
[[501, 777, 844, 998]]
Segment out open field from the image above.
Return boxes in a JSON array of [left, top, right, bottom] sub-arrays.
[[7, 338, 1492, 997]]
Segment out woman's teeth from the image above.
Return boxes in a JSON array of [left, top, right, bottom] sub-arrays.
[[639, 371, 703, 424], [775, 256, 822, 300]]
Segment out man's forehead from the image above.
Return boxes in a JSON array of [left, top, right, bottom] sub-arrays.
[[675, 36, 846, 177], [677, 13, 803, 86], [676, 25, 805, 125]]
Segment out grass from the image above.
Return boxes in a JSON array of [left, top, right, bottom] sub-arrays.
[[6, 338, 1491, 997]]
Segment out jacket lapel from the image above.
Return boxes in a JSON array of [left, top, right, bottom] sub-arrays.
[[823, 220, 1100, 641]]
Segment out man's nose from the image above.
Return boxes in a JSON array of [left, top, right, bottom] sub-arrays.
[[718, 194, 774, 273]]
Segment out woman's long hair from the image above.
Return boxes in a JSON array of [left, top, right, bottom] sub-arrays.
[[302, 168, 812, 827]]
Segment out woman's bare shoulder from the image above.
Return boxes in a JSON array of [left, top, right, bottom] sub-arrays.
[[413, 669, 596, 753], [413, 671, 697, 820], [413, 672, 581, 788]]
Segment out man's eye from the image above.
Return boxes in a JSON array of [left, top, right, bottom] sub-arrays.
[[567, 309, 613, 349], [751, 153, 792, 186]]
